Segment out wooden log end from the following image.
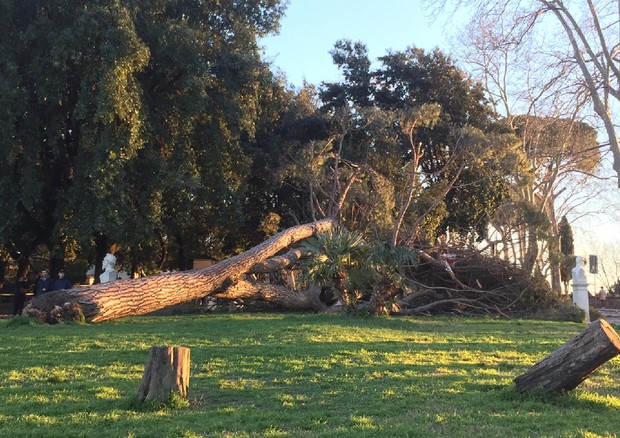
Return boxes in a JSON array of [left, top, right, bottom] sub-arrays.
[[596, 318, 620, 350]]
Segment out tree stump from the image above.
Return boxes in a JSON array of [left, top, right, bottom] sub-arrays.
[[514, 318, 620, 393], [138, 346, 190, 403]]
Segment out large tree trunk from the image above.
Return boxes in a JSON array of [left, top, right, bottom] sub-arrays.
[[514, 318, 620, 393], [23, 219, 336, 323]]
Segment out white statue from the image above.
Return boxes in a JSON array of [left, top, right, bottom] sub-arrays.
[[99, 253, 118, 283], [571, 256, 590, 323], [572, 256, 586, 281]]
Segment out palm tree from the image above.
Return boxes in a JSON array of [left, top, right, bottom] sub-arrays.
[[301, 229, 419, 314], [366, 242, 418, 315], [300, 228, 369, 307]]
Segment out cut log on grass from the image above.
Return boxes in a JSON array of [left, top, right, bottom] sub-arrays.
[[138, 346, 190, 403], [514, 318, 620, 393], [23, 218, 336, 323]]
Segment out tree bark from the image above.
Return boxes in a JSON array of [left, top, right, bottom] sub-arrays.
[[247, 249, 305, 274], [138, 346, 190, 403], [514, 318, 620, 393], [213, 280, 325, 311], [522, 225, 538, 276], [93, 233, 108, 285], [368, 280, 395, 315], [23, 218, 336, 323]]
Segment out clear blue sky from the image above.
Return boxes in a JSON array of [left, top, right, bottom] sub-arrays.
[[260, 0, 456, 87]]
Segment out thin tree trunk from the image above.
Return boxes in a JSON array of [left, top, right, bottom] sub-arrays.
[[176, 233, 186, 271], [16, 256, 29, 278], [392, 158, 420, 246], [523, 225, 538, 275], [93, 233, 107, 285], [0, 258, 7, 292], [24, 219, 336, 323], [49, 245, 65, 280]]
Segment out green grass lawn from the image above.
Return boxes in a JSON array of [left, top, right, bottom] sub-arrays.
[[1, 313, 619, 437]]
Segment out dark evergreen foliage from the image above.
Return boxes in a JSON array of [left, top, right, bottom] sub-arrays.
[[0, 0, 287, 271]]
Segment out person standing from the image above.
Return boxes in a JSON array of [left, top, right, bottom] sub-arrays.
[[52, 269, 72, 291], [597, 286, 607, 308], [12, 275, 29, 315], [34, 269, 53, 296]]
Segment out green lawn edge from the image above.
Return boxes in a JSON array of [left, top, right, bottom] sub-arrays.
[[1, 314, 618, 437]]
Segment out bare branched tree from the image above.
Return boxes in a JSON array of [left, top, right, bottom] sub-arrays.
[[427, 0, 620, 187], [431, 0, 614, 292]]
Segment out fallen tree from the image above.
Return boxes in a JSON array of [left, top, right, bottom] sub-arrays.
[[22, 218, 566, 323], [23, 218, 336, 323]]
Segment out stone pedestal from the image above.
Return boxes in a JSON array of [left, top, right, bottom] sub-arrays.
[[572, 256, 590, 323]]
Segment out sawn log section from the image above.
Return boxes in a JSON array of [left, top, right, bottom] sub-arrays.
[[24, 218, 336, 323], [138, 346, 190, 403], [514, 318, 620, 393]]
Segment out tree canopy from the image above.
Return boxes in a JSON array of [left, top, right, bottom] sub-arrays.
[[0, 0, 287, 276], [314, 41, 522, 243]]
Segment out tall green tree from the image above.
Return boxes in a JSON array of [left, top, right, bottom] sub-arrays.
[[0, 0, 152, 276], [316, 41, 521, 244], [558, 215, 574, 294], [0, 0, 287, 275], [510, 115, 599, 291]]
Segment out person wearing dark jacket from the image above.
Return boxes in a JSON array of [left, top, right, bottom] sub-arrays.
[[13, 276, 29, 315], [34, 269, 53, 296], [52, 269, 72, 291]]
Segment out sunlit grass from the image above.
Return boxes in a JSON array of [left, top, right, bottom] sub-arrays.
[[1, 313, 620, 437]]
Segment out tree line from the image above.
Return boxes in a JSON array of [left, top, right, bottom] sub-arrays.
[[0, 0, 606, 301]]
